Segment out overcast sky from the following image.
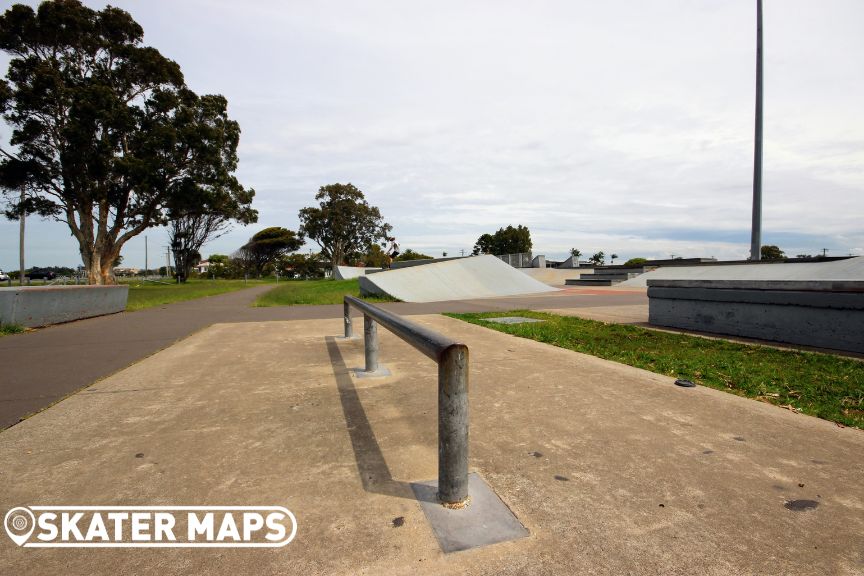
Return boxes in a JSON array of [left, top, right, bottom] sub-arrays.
[[1, 0, 863, 269]]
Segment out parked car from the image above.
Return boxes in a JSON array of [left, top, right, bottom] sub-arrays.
[[25, 268, 56, 281], [0, 269, 9, 282]]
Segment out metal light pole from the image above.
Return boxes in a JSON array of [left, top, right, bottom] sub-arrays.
[[750, 0, 764, 261], [18, 186, 25, 286]]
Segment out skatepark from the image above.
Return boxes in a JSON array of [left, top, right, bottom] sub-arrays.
[[2, 256, 863, 575]]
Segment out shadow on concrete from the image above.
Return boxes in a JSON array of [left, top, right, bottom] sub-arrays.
[[325, 336, 434, 503]]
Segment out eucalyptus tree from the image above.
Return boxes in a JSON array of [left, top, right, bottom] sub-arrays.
[[298, 183, 391, 276], [0, 1, 254, 283]]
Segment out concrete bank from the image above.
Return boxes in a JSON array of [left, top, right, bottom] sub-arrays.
[[1, 316, 861, 575]]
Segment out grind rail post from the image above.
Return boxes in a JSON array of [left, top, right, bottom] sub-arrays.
[[343, 296, 469, 507]]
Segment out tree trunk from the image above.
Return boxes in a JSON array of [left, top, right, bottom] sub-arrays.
[[84, 254, 103, 285], [80, 247, 118, 285], [99, 246, 119, 285], [331, 246, 343, 279], [99, 260, 116, 285]]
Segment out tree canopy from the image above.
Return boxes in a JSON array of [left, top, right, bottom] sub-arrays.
[[760, 245, 786, 261], [235, 227, 303, 277], [471, 225, 532, 255], [588, 251, 605, 265], [0, 0, 254, 284], [395, 248, 433, 262], [298, 183, 391, 275]]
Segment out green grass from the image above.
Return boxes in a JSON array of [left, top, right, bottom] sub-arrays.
[[125, 279, 272, 311], [0, 323, 25, 337], [253, 278, 396, 306], [448, 310, 864, 429]]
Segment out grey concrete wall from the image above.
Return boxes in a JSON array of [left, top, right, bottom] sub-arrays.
[[0, 285, 129, 328], [647, 280, 864, 353]]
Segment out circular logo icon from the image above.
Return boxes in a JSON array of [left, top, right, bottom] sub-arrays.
[[4, 507, 36, 546]]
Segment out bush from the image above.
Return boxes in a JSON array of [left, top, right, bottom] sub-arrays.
[[624, 257, 648, 267]]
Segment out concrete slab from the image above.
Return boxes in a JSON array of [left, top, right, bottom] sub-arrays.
[[412, 472, 529, 553], [1, 316, 862, 575], [353, 366, 392, 378], [485, 317, 545, 325], [359, 255, 559, 302], [0, 283, 648, 431]]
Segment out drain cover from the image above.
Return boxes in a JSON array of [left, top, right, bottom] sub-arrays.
[[485, 317, 544, 325]]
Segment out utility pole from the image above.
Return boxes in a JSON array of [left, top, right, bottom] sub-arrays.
[[18, 186, 25, 286], [750, 0, 764, 261]]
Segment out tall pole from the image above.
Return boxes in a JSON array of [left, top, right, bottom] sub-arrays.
[[18, 186, 25, 286], [145, 235, 148, 278], [750, 0, 764, 261]]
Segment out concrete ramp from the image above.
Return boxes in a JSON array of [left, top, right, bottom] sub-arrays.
[[359, 255, 559, 302], [334, 266, 382, 280], [620, 257, 864, 287]]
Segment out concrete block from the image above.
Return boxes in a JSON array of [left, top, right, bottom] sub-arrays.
[[531, 255, 546, 268], [559, 255, 578, 268], [647, 280, 864, 353], [0, 285, 128, 327]]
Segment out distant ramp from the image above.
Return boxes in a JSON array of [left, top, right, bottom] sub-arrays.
[[619, 257, 864, 288], [334, 266, 382, 280], [359, 255, 559, 303]]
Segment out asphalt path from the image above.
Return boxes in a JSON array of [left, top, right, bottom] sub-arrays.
[[0, 284, 646, 430]]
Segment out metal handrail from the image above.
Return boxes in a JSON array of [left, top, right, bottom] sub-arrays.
[[343, 295, 470, 508]]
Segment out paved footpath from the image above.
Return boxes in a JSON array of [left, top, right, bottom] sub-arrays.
[[1, 315, 860, 575], [0, 285, 647, 429]]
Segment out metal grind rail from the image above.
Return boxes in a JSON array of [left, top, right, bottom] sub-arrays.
[[342, 295, 469, 508]]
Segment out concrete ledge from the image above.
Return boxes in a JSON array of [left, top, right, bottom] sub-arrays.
[[648, 280, 864, 353], [648, 279, 864, 292], [0, 285, 128, 327]]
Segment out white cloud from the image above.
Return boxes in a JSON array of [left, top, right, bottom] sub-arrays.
[[1, 0, 863, 268]]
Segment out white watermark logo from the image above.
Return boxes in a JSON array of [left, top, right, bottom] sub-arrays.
[[4, 506, 297, 548]]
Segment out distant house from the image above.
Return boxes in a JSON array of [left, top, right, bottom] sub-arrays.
[[194, 261, 210, 274]]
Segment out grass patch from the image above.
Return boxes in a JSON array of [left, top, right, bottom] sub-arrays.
[[0, 323, 25, 337], [448, 310, 864, 429], [125, 279, 271, 311], [253, 278, 396, 306]]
